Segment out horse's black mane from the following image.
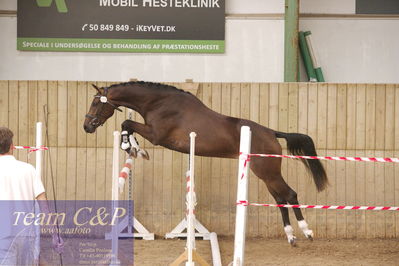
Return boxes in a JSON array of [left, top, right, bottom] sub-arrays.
[[110, 81, 191, 95]]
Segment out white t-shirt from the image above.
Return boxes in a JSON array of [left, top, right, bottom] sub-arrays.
[[0, 155, 45, 200]]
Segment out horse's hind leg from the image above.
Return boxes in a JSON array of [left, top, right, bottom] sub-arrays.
[[284, 186, 314, 241], [269, 179, 314, 242], [266, 177, 302, 246], [251, 158, 296, 246], [284, 190, 313, 241], [251, 158, 313, 245], [267, 188, 297, 246], [250, 157, 297, 245]]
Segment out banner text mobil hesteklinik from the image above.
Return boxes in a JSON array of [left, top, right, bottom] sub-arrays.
[[99, 0, 221, 8]]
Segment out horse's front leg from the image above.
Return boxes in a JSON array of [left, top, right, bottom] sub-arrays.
[[121, 120, 151, 160]]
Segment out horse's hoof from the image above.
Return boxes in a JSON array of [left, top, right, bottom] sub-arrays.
[[129, 148, 138, 158], [289, 238, 297, 247], [288, 236, 297, 247], [304, 229, 314, 241], [139, 149, 150, 160]]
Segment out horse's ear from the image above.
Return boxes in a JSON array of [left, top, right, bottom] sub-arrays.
[[91, 84, 101, 94]]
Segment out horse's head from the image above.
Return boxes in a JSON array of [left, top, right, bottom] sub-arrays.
[[83, 84, 122, 133]]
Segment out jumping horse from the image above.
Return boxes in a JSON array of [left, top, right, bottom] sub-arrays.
[[83, 81, 328, 246]]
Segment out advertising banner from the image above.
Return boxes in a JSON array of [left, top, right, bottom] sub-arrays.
[[17, 0, 225, 53], [356, 0, 399, 14]]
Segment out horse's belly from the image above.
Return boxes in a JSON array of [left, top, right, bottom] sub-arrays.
[[160, 134, 238, 159]]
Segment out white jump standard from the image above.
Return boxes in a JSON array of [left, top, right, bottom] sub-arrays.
[[105, 130, 154, 241], [232, 126, 251, 266], [169, 132, 222, 266], [232, 126, 315, 265], [106, 130, 155, 265]]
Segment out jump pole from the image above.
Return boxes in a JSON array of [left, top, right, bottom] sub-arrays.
[[35, 122, 43, 181], [110, 131, 121, 266], [232, 126, 252, 266], [34, 122, 43, 263], [187, 132, 196, 265], [210, 232, 222, 266]]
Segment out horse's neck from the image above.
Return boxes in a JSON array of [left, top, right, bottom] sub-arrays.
[[114, 84, 165, 117]]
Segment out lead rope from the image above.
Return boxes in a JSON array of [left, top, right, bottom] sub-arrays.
[[43, 105, 63, 266], [127, 111, 133, 231]]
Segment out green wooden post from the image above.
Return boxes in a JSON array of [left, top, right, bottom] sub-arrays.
[[284, 0, 299, 82]]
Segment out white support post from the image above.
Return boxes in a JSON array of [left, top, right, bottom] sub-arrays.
[[110, 131, 121, 266], [35, 122, 42, 181], [210, 232, 222, 266], [34, 122, 43, 263], [112, 131, 120, 202], [186, 132, 196, 266], [233, 126, 252, 266]]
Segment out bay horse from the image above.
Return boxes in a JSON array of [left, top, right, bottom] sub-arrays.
[[83, 81, 328, 246]]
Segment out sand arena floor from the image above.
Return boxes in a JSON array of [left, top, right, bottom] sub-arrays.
[[134, 237, 399, 266]]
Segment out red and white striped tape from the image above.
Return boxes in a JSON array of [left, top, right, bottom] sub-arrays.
[[14, 146, 48, 152], [240, 153, 399, 179], [247, 153, 399, 163], [237, 201, 399, 211], [237, 153, 399, 211]]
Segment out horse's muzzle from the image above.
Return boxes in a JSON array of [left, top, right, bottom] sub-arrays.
[[83, 123, 96, 133]]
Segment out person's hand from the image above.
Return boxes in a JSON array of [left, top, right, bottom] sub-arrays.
[[52, 234, 64, 254]]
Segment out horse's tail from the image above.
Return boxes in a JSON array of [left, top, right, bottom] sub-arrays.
[[275, 131, 328, 192]]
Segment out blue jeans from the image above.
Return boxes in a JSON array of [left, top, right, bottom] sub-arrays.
[[0, 236, 38, 266]]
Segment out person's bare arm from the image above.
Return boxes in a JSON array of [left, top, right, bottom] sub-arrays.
[[36, 192, 50, 213], [36, 192, 46, 201]]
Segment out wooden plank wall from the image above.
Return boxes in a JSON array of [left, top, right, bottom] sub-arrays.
[[0, 81, 398, 239]]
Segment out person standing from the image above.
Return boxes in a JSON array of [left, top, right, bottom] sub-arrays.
[[0, 127, 63, 266]]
